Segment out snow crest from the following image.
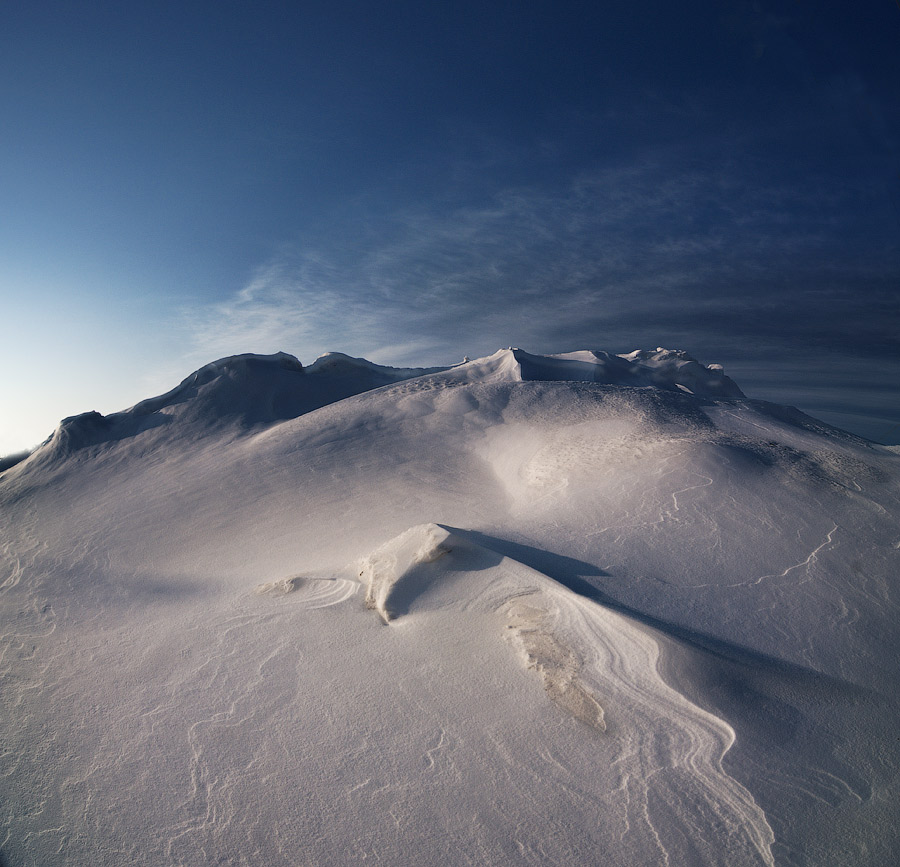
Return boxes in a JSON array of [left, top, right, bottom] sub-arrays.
[[359, 523, 452, 623], [516, 347, 745, 397], [21, 346, 741, 472]]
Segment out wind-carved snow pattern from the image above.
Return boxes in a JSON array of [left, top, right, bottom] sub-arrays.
[[504, 596, 606, 731], [359, 524, 452, 623], [254, 575, 358, 608], [356, 523, 775, 865]]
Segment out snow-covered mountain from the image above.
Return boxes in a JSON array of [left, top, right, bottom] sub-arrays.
[[2, 348, 898, 866]]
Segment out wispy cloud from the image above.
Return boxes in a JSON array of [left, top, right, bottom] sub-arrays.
[[182, 148, 898, 377]]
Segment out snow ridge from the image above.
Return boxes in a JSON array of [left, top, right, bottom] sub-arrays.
[[512, 347, 744, 397], [18, 346, 740, 472], [359, 523, 452, 623]]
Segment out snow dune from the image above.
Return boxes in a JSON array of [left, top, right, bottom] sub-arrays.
[[358, 522, 774, 864], [2, 347, 898, 865]]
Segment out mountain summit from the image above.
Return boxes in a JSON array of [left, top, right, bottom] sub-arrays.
[[17, 347, 749, 468]]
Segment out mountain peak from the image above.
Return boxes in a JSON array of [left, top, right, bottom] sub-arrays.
[[448, 347, 744, 398]]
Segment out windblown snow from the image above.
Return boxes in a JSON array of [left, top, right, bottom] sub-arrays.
[[2, 347, 898, 866]]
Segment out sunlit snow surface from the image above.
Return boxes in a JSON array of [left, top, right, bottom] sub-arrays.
[[2, 348, 898, 866]]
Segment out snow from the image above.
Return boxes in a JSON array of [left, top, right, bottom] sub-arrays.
[[2, 347, 898, 865]]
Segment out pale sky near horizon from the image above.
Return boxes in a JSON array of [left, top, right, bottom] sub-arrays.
[[2, 0, 899, 453]]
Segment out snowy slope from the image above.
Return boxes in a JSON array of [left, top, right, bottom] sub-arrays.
[[1, 348, 898, 866]]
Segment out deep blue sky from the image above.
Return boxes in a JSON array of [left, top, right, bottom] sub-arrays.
[[2, 0, 899, 451]]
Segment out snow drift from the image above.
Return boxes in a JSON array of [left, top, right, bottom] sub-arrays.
[[1, 347, 898, 866]]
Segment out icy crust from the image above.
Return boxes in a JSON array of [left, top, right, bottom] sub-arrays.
[[254, 575, 358, 608], [504, 596, 606, 731]]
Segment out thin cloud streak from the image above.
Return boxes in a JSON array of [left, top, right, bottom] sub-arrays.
[[188, 163, 895, 350]]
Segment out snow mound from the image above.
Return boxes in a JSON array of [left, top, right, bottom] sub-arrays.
[[126, 350, 439, 430], [358, 524, 608, 731], [29, 351, 444, 465], [128, 351, 304, 415], [359, 523, 452, 623], [351, 523, 773, 862], [439, 348, 526, 384]]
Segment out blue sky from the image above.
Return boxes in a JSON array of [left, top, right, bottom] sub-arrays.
[[2, 0, 899, 452]]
